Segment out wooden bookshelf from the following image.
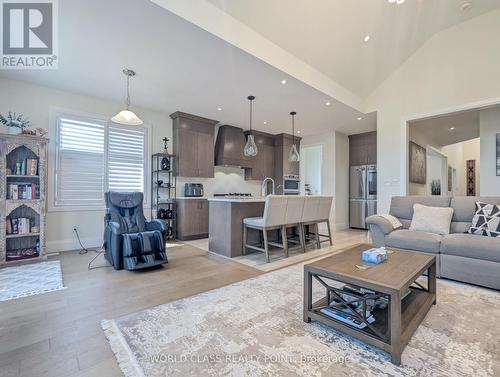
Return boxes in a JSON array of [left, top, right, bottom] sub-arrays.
[[0, 134, 48, 266]]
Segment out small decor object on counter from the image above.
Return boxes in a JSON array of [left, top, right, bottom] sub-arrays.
[[361, 247, 388, 264], [0, 112, 31, 134]]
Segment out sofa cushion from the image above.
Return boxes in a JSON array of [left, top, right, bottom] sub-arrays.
[[450, 196, 500, 222], [441, 233, 500, 263], [385, 229, 443, 254], [409, 203, 454, 235], [390, 196, 451, 220]]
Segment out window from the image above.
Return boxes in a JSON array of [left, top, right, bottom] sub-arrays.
[[55, 113, 147, 208]]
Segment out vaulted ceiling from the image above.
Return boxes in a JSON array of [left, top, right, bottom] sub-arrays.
[[1, 0, 498, 137], [206, 0, 500, 97]]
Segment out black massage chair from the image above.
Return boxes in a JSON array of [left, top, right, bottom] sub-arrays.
[[103, 192, 168, 270]]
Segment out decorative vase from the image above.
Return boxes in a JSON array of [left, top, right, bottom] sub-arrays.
[[6, 127, 21, 135]]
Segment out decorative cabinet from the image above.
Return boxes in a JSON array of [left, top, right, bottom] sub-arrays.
[[349, 131, 377, 166], [176, 198, 209, 240], [0, 134, 48, 266], [244, 131, 275, 181], [171, 112, 218, 178]]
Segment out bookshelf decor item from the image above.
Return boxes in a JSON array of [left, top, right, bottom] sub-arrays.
[[151, 152, 176, 240], [0, 133, 48, 265]]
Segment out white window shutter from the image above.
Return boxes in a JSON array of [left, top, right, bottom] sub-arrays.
[[55, 115, 106, 207], [107, 125, 146, 193]]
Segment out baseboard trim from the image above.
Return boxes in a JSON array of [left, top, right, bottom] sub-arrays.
[[46, 237, 102, 253]]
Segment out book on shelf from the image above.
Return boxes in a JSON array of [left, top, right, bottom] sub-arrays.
[[7, 217, 31, 235], [27, 159, 38, 176], [8, 183, 38, 200]]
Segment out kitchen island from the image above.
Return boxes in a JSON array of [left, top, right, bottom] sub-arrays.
[[208, 197, 266, 258]]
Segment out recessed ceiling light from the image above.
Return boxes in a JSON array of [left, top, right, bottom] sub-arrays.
[[325, 101, 331, 106], [450, 127, 455, 130], [217, 107, 222, 111], [396, 0, 405, 4], [281, 79, 287, 84], [263, 121, 267, 125], [357, 117, 363, 121], [364, 35, 371, 43]]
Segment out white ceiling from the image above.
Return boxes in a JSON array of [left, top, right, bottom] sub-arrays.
[[0, 0, 375, 137], [409, 109, 480, 147], [207, 0, 500, 97]]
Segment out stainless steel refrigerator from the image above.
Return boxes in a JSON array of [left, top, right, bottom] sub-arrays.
[[349, 165, 377, 229]]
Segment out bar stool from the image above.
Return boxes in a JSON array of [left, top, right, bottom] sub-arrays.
[[243, 196, 288, 263], [301, 196, 334, 249], [283, 196, 306, 253], [300, 196, 321, 249]]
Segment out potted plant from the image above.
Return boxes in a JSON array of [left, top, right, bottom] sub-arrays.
[[0, 112, 31, 135]]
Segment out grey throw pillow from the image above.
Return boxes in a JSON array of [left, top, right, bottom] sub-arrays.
[[467, 202, 500, 238]]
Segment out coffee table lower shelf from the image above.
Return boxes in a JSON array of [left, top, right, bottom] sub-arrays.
[[306, 288, 435, 359]]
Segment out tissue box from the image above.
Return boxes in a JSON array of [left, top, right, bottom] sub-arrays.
[[362, 248, 388, 264]]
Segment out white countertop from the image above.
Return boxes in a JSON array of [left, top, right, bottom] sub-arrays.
[[176, 197, 208, 200], [207, 197, 266, 203]]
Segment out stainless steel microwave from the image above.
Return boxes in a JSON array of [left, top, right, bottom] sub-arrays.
[[283, 174, 300, 194]]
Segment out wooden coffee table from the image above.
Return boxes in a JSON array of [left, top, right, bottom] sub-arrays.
[[303, 244, 436, 365]]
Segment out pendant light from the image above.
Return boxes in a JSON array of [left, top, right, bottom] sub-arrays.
[[288, 111, 300, 162], [112, 69, 143, 126], [243, 95, 258, 157]]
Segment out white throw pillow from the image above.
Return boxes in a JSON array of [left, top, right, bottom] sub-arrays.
[[409, 203, 454, 235]]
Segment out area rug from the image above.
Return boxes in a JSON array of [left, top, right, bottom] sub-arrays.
[[0, 261, 66, 302], [102, 264, 500, 377]]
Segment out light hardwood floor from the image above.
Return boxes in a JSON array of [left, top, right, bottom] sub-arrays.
[[0, 229, 368, 377], [0, 245, 261, 377]]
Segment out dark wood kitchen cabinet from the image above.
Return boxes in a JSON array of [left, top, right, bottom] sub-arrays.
[[176, 198, 209, 240], [349, 131, 377, 166], [244, 131, 275, 180], [171, 112, 218, 178]]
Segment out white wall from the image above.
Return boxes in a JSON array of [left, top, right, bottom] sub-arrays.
[[300, 130, 349, 230], [480, 107, 500, 195], [334, 133, 349, 230], [0, 78, 262, 252], [302, 145, 322, 195], [365, 9, 500, 212]]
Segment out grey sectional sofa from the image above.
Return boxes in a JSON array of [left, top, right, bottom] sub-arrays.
[[367, 196, 500, 290]]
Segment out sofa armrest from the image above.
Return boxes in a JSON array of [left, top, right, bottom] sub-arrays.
[[366, 215, 396, 235]]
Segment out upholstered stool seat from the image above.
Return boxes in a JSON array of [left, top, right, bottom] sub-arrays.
[[243, 217, 265, 227]]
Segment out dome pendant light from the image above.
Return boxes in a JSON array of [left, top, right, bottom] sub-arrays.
[[288, 111, 300, 162], [112, 69, 143, 126], [243, 95, 258, 157]]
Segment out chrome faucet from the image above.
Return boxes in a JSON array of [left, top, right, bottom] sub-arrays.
[[261, 177, 275, 197]]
